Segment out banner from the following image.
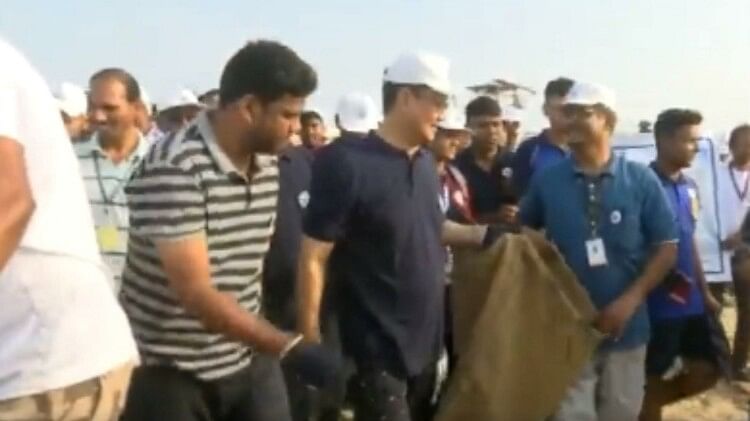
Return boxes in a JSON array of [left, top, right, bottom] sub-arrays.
[[613, 134, 731, 283]]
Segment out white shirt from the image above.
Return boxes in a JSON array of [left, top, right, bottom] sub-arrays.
[[0, 38, 138, 401], [717, 162, 750, 246]]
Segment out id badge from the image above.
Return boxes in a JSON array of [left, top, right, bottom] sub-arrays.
[[585, 238, 608, 267], [96, 225, 121, 252]]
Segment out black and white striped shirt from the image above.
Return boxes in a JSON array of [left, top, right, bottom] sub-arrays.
[[121, 112, 278, 380]]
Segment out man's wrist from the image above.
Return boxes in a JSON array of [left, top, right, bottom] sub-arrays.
[[279, 334, 304, 360]]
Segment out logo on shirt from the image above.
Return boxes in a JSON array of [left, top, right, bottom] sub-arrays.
[[610, 210, 622, 225], [298, 191, 310, 209], [501, 167, 513, 179]]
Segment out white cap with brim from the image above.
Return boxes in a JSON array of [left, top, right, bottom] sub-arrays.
[[383, 51, 452, 96], [141, 87, 153, 116], [564, 81, 616, 110], [336, 92, 379, 133], [56, 82, 87, 117], [163, 89, 203, 112], [438, 108, 471, 133], [502, 106, 525, 123]]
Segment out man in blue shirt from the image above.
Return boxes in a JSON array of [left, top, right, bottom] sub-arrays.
[[454, 96, 517, 224], [513, 77, 574, 197], [297, 52, 506, 421], [521, 81, 678, 421], [640, 109, 725, 421]]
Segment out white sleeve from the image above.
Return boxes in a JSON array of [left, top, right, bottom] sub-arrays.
[[0, 80, 20, 142]]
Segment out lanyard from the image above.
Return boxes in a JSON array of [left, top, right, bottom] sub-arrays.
[[729, 165, 750, 201], [91, 152, 141, 206], [583, 176, 603, 238]]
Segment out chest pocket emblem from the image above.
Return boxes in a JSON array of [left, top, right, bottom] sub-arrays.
[[298, 191, 310, 209], [610, 210, 622, 225]]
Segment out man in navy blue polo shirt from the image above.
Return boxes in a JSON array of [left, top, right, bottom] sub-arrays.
[[454, 96, 517, 224], [520, 81, 678, 421], [297, 52, 503, 421], [513, 77, 574, 197], [264, 141, 349, 421], [639, 109, 725, 421]]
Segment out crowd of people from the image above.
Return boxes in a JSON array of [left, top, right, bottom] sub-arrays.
[[2, 34, 750, 421]]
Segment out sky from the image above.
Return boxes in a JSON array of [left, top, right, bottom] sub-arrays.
[[2, 0, 749, 133]]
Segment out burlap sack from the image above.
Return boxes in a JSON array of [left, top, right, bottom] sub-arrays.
[[436, 233, 602, 421]]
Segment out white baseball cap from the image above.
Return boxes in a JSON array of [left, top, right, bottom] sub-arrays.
[[336, 92, 379, 133], [163, 89, 203, 111], [56, 82, 87, 117], [383, 51, 452, 95], [502, 106, 525, 123], [564, 81, 616, 110], [437, 108, 470, 133], [140, 87, 153, 116]]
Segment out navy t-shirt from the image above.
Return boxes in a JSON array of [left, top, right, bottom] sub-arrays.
[[453, 148, 516, 218], [263, 145, 314, 327], [304, 133, 446, 376]]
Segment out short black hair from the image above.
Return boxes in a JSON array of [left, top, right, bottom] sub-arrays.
[[89, 68, 141, 103], [465, 96, 501, 121], [654, 109, 703, 142], [729, 124, 750, 149], [544, 77, 574, 101], [301, 110, 323, 126], [219, 40, 317, 107]]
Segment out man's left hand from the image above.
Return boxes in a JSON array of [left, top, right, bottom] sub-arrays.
[[593, 291, 642, 339]]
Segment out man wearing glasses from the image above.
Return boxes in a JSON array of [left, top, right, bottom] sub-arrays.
[[297, 51, 507, 421], [521, 81, 678, 421]]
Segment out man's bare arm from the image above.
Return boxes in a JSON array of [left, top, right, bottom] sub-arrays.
[[595, 242, 677, 337], [441, 220, 487, 247], [0, 137, 35, 271], [156, 235, 294, 356], [296, 235, 335, 342], [628, 242, 678, 300], [693, 237, 720, 311]]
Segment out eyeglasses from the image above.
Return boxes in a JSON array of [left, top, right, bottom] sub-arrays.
[[562, 105, 596, 119]]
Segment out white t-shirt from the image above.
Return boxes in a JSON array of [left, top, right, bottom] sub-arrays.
[[0, 38, 138, 401], [717, 162, 750, 246]]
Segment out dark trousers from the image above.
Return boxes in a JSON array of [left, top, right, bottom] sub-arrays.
[[121, 355, 291, 421], [350, 365, 436, 421], [266, 284, 351, 421], [733, 256, 750, 371]]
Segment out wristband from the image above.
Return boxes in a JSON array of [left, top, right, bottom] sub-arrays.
[[279, 334, 304, 360]]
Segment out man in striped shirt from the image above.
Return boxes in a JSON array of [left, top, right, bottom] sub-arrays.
[[120, 40, 337, 421], [76, 68, 149, 290]]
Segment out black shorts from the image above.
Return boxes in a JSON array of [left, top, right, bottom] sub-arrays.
[[646, 314, 730, 376]]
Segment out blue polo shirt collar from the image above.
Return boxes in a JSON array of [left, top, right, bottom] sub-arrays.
[[648, 161, 688, 185], [537, 130, 567, 152], [571, 155, 618, 177]]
